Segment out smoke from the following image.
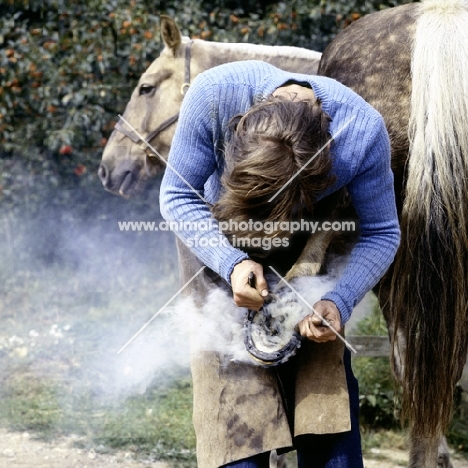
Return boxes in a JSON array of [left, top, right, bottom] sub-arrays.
[[94, 308, 192, 397], [168, 255, 348, 366], [0, 173, 363, 405], [87, 254, 350, 400], [0, 177, 184, 400], [90, 274, 342, 402]]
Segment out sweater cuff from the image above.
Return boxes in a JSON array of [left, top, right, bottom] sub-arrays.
[[219, 250, 250, 285], [321, 291, 353, 324]]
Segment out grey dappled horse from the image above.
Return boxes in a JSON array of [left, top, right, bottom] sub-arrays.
[[319, 1, 468, 467]]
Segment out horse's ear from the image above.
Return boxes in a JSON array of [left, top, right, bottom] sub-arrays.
[[160, 15, 182, 56]]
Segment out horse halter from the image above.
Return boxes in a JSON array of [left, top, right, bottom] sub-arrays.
[[113, 40, 194, 157]]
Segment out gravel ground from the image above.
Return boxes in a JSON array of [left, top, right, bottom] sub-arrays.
[[1, 428, 467, 468], [363, 448, 468, 468], [0, 429, 170, 468]]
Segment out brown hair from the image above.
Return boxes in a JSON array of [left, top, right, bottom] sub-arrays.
[[212, 94, 335, 238]]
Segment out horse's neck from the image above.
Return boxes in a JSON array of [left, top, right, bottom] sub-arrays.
[[192, 39, 321, 75]]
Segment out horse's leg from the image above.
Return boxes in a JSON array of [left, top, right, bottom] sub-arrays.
[[377, 277, 456, 468], [283, 229, 335, 281], [408, 432, 442, 468], [269, 451, 288, 468], [283, 188, 355, 282], [409, 433, 456, 467], [437, 437, 453, 468]]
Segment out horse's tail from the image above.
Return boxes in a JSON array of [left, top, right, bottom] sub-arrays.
[[390, 0, 468, 438]]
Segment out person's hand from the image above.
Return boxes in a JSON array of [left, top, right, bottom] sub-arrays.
[[297, 300, 342, 343], [230, 260, 269, 310]]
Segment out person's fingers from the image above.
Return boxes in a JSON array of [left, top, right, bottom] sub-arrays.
[[298, 310, 339, 342], [231, 260, 266, 310], [251, 265, 269, 298]]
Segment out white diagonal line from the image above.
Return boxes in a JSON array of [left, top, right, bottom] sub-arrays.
[[268, 266, 357, 353], [117, 266, 206, 354], [268, 115, 356, 203], [118, 114, 209, 204]]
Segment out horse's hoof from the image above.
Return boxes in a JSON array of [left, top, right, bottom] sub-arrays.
[[437, 453, 453, 468]]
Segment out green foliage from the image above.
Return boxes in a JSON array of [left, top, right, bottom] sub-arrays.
[[352, 304, 399, 429], [97, 379, 196, 465], [352, 304, 468, 450], [0, 372, 61, 433], [0, 0, 161, 150], [0, 247, 192, 466], [0, 369, 196, 466], [169, 0, 416, 53], [0, 0, 417, 221], [448, 389, 468, 454], [0, 0, 162, 206]]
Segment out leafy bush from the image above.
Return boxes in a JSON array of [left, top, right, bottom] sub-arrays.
[[448, 388, 468, 454], [352, 303, 468, 450], [352, 304, 399, 429], [0, 0, 417, 210], [0, 0, 163, 215]]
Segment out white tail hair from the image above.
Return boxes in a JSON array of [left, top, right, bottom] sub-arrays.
[[393, 0, 468, 439], [406, 0, 468, 224]]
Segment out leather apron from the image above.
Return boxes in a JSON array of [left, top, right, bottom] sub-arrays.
[[176, 239, 351, 468]]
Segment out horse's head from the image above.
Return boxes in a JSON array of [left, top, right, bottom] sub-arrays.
[[99, 15, 323, 197], [99, 16, 192, 197]]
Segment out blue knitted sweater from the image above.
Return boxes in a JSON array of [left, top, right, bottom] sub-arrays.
[[160, 60, 400, 323]]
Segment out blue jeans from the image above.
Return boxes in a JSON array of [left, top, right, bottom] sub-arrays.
[[222, 348, 363, 468], [222, 451, 270, 468]]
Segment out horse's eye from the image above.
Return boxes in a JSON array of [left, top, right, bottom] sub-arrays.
[[139, 84, 155, 96]]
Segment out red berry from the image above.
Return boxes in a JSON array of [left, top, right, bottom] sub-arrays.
[[73, 164, 87, 176], [59, 145, 73, 155]]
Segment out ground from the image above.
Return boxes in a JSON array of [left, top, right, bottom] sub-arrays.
[[1, 428, 468, 468], [363, 449, 468, 468], [0, 429, 170, 468]]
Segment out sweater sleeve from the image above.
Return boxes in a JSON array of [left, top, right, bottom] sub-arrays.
[[159, 74, 249, 283], [321, 115, 401, 323]]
